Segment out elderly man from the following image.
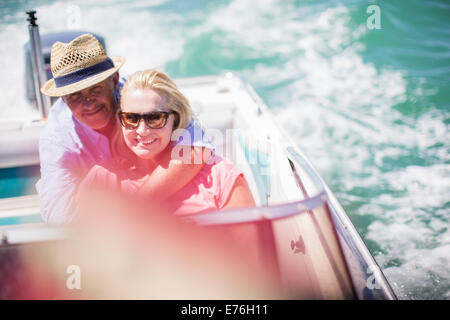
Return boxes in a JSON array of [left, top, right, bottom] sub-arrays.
[[37, 33, 213, 224]]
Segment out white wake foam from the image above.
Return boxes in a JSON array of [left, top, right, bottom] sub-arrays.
[[199, 1, 450, 299]]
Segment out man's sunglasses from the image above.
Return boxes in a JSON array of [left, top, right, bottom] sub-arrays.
[[118, 111, 177, 129]]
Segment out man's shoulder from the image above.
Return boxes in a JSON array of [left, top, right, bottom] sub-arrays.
[[43, 98, 73, 131], [40, 98, 78, 146]]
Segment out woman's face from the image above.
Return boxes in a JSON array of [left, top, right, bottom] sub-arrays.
[[120, 88, 175, 160]]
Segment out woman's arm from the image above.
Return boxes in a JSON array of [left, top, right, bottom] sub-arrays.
[[136, 146, 212, 200], [221, 175, 256, 210]]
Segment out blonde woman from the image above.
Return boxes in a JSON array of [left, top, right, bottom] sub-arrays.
[[79, 69, 255, 214]]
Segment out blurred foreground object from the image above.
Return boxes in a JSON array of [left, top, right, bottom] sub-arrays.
[[1, 186, 282, 299], [1, 182, 358, 299]]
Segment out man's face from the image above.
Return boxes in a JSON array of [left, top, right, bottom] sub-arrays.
[[63, 73, 119, 131]]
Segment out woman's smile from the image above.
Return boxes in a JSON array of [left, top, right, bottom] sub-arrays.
[[136, 136, 158, 147]]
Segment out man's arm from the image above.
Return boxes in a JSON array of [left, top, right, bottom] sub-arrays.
[[37, 137, 80, 224], [136, 146, 211, 199]]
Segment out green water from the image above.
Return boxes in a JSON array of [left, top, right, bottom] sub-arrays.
[[0, 0, 448, 299]]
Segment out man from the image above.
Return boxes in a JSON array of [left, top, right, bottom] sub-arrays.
[[37, 33, 213, 224]]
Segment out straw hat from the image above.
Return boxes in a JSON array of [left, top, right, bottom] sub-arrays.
[[41, 33, 125, 97]]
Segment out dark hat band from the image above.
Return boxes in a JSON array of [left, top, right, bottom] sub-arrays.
[[54, 58, 115, 88]]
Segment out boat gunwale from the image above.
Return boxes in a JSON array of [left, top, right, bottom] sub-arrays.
[[236, 74, 397, 300]]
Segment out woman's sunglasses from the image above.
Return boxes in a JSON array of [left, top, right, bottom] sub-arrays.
[[118, 111, 177, 129]]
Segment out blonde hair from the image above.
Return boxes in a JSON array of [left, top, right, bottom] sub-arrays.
[[120, 69, 192, 130]]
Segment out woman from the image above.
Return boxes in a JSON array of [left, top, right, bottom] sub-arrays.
[[79, 69, 255, 215]]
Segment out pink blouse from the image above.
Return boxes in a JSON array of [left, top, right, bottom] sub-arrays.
[[168, 156, 244, 215], [78, 156, 244, 215]]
